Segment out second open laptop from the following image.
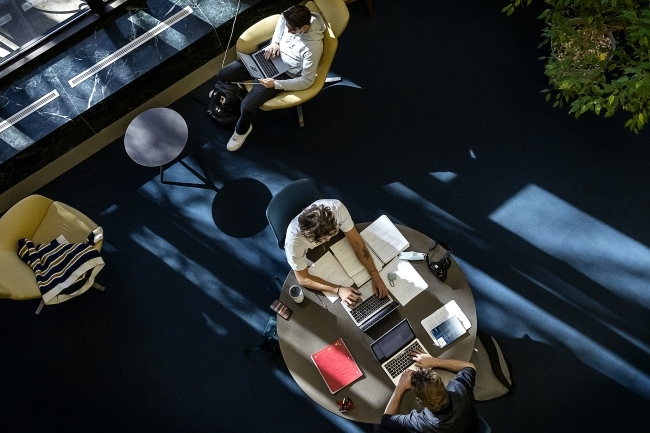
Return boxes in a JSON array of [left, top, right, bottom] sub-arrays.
[[370, 318, 429, 385], [342, 280, 400, 332], [237, 47, 290, 79]]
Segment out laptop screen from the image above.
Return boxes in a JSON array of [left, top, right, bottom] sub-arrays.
[[370, 319, 415, 363]]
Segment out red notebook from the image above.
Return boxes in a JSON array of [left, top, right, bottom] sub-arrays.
[[311, 338, 363, 394]]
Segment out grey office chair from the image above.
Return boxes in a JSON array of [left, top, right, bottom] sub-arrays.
[[476, 415, 491, 433], [266, 179, 322, 249]]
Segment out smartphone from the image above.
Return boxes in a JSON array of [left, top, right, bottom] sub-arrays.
[[270, 299, 293, 320]]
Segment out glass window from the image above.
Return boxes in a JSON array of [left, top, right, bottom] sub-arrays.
[[0, 0, 109, 66]]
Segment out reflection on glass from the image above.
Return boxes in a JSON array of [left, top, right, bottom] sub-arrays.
[[0, 0, 107, 63]]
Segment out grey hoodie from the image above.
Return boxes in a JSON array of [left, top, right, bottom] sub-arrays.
[[271, 13, 326, 91]]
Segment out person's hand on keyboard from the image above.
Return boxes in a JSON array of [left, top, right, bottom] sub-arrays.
[[339, 286, 361, 307], [410, 348, 436, 368], [371, 271, 389, 298], [264, 42, 280, 59]]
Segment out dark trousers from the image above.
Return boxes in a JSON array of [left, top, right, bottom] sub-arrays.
[[216, 60, 289, 134]]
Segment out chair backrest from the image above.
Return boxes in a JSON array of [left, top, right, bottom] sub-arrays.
[[266, 179, 322, 249], [476, 415, 491, 433], [259, 0, 348, 109], [311, 0, 349, 38]]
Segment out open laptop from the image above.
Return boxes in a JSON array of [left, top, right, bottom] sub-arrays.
[[342, 280, 400, 332], [370, 318, 429, 385], [237, 47, 290, 79]]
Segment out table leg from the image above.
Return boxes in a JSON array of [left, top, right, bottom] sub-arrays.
[[159, 156, 217, 190]]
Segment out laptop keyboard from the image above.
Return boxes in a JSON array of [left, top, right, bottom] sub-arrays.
[[350, 294, 391, 322], [253, 51, 280, 77], [359, 301, 399, 331], [385, 341, 424, 378]]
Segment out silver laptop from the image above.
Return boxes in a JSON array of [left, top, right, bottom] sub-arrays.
[[342, 280, 399, 332], [370, 319, 429, 385], [237, 48, 290, 79]]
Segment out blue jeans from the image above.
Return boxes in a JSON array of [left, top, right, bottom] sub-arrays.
[[215, 60, 290, 134]]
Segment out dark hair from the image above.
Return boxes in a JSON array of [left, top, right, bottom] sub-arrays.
[[411, 369, 450, 413], [298, 204, 338, 242], [282, 5, 312, 29]]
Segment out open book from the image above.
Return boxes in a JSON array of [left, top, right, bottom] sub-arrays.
[[328, 215, 410, 286], [360, 215, 410, 267]]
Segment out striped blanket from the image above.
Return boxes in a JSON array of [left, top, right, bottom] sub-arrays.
[[17, 228, 104, 305]]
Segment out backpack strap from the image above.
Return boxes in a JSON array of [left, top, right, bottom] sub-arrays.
[[477, 330, 516, 393]]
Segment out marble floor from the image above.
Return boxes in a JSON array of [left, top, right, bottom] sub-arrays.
[[0, 0, 296, 195]]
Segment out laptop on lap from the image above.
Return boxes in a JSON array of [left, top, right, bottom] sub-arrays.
[[237, 47, 290, 79], [370, 319, 430, 385]]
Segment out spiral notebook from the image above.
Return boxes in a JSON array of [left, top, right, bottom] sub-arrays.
[[311, 338, 363, 394]]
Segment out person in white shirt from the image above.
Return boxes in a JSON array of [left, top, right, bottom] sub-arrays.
[[215, 5, 325, 151], [284, 199, 388, 307]]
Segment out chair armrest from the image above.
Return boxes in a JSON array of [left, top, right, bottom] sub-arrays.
[[0, 251, 41, 299], [0, 195, 52, 251], [260, 37, 338, 110], [236, 15, 280, 54]]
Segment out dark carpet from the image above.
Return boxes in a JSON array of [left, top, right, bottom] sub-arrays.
[[2, 0, 649, 432]]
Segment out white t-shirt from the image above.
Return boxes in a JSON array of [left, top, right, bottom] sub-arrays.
[[284, 199, 355, 271]]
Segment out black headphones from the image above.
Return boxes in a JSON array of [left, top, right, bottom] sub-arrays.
[[426, 241, 453, 281]]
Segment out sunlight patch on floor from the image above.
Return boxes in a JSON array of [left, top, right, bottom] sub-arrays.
[[457, 257, 650, 399], [429, 171, 458, 183], [130, 226, 269, 333], [489, 183, 650, 310]]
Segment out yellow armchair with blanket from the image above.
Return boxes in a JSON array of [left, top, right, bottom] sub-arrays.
[[0, 195, 104, 312]]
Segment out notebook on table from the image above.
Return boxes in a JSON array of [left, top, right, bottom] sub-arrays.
[[342, 280, 400, 331], [370, 319, 429, 385], [311, 338, 363, 394], [430, 315, 467, 348], [421, 300, 472, 348], [237, 47, 290, 79]]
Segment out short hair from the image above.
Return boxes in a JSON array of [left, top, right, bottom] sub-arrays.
[[282, 5, 312, 29], [411, 369, 450, 413], [298, 204, 338, 242]]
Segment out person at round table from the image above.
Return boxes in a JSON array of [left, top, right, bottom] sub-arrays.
[[284, 199, 388, 307], [380, 349, 478, 433]]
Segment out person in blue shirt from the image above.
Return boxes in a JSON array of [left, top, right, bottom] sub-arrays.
[[380, 349, 478, 433]]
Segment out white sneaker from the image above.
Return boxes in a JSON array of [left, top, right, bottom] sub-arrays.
[[226, 125, 253, 152]]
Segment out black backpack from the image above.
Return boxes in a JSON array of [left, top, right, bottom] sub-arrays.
[[207, 81, 246, 127]]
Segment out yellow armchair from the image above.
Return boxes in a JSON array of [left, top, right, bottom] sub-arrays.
[[236, 0, 350, 126], [0, 195, 103, 307]]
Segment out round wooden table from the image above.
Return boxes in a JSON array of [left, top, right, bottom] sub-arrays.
[[277, 224, 477, 424]]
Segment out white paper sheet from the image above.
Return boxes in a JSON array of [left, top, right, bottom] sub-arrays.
[[379, 259, 427, 305], [308, 251, 354, 303]]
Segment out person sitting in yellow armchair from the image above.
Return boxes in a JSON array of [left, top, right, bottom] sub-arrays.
[[216, 5, 326, 151]]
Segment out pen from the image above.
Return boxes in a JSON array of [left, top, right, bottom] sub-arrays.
[[316, 293, 329, 310]]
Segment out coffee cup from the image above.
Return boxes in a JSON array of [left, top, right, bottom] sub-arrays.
[[289, 285, 304, 303]]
